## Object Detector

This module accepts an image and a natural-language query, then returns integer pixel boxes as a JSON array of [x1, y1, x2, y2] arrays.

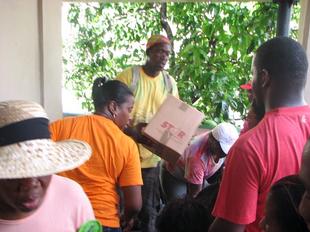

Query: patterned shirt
[[166, 131, 224, 184]]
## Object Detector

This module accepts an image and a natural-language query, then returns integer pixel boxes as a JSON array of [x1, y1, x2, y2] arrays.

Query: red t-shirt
[[213, 105, 310, 232]]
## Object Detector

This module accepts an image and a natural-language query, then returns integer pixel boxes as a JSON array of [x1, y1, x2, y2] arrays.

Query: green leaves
[[64, 2, 300, 123], [168, 2, 298, 122]]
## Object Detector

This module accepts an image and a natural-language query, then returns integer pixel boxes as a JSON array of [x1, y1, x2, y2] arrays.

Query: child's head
[[260, 175, 307, 232], [156, 198, 212, 232], [299, 139, 310, 230]]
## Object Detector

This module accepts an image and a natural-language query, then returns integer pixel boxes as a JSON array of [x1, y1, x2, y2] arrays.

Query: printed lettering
[[160, 121, 186, 141], [177, 131, 186, 139]]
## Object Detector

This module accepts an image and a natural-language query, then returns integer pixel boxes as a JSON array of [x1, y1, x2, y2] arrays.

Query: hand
[[125, 122, 153, 146], [120, 216, 135, 232], [134, 122, 148, 139]]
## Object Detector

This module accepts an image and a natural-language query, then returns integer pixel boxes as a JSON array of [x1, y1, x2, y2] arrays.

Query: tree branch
[[160, 3, 175, 66]]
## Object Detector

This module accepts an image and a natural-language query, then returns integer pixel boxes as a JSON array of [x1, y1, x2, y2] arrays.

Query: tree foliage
[[64, 2, 300, 122]]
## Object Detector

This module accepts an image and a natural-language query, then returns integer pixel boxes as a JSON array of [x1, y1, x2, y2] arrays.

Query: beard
[[252, 99, 265, 122]]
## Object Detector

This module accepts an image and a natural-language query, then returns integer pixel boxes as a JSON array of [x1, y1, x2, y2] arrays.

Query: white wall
[[0, 0, 62, 121], [0, 1, 41, 102]]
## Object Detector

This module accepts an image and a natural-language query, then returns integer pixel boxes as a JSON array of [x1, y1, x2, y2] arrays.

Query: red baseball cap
[[240, 81, 252, 90]]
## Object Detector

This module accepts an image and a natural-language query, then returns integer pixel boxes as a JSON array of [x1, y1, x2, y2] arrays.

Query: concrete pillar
[[298, 0, 310, 104], [38, 0, 63, 120]]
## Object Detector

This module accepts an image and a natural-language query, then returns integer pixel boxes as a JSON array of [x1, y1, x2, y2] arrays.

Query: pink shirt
[[213, 106, 310, 232], [166, 132, 224, 185], [0, 175, 95, 232]]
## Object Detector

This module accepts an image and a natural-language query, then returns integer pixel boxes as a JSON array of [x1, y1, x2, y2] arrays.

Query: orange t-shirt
[[50, 115, 143, 228]]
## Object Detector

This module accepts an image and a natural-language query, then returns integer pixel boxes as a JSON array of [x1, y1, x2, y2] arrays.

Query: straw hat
[[0, 100, 92, 179]]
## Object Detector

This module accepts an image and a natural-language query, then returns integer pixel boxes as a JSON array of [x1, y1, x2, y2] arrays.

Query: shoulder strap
[[162, 71, 173, 94], [131, 66, 173, 94], [130, 65, 140, 93]]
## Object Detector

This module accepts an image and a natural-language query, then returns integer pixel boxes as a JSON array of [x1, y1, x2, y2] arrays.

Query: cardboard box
[[143, 95, 204, 164]]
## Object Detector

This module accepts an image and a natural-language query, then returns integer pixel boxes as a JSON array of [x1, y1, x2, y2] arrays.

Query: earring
[[113, 113, 117, 119]]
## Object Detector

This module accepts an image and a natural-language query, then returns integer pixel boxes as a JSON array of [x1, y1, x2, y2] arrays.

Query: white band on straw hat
[[0, 100, 92, 179]]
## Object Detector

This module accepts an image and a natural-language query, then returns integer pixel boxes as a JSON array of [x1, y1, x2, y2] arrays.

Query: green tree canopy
[[64, 2, 300, 122]]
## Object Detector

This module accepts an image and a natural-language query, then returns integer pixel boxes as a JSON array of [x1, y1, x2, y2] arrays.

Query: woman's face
[[114, 95, 134, 130], [0, 176, 52, 220], [260, 193, 282, 232]]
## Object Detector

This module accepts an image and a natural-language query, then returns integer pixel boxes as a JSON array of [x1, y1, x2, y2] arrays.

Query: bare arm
[[124, 123, 153, 146], [209, 218, 245, 232], [187, 183, 202, 198], [123, 123, 145, 142], [121, 185, 142, 232]]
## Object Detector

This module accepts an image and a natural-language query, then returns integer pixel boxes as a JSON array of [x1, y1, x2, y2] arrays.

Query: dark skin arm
[[123, 122, 146, 142], [121, 186, 142, 232], [187, 183, 202, 198], [124, 123, 153, 146], [209, 218, 245, 232]]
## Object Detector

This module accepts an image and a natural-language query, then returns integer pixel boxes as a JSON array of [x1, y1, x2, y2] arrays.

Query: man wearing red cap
[[239, 81, 264, 135], [240, 81, 253, 102], [116, 35, 179, 232]]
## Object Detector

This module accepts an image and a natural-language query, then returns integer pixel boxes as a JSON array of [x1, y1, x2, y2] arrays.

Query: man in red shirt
[[209, 37, 310, 232]]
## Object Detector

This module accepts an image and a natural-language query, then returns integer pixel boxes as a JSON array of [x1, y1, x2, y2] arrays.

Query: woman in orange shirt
[[50, 78, 143, 232]]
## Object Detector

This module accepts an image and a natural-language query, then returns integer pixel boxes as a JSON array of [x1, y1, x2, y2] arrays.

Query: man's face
[[247, 89, 254, 103], [146, 43, 171, 71], [206, 134, 226, 163], [299, 143, 310, 230], [251, 56, 265, 117], [0, 176, 52, 220]]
